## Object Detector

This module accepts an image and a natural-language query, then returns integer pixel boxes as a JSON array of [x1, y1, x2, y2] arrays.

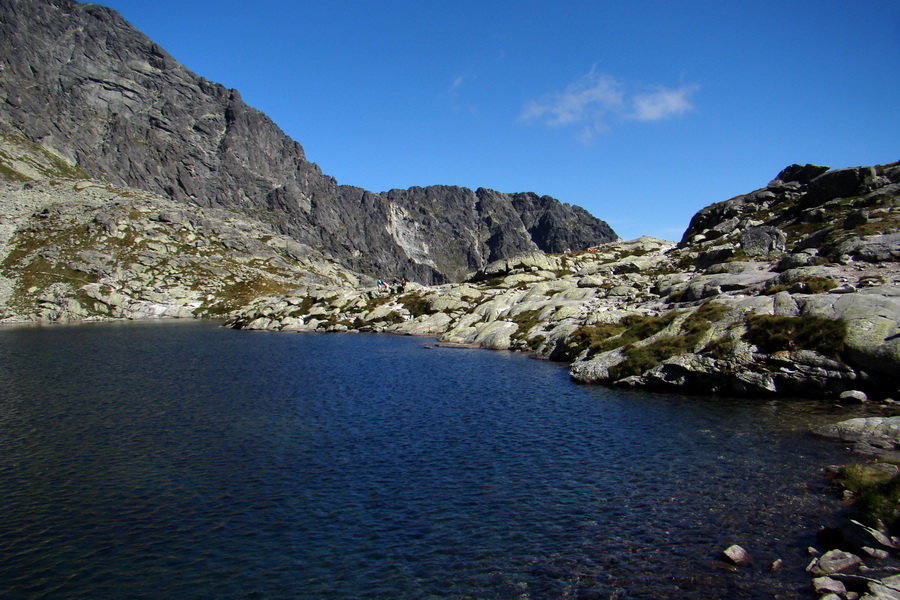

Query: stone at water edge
[[806, 549, 863, 576], [721, 544, 751, 565], [840, 390, 869, 403], [813, 576, 847, 596], [867, 574, 900, 600]]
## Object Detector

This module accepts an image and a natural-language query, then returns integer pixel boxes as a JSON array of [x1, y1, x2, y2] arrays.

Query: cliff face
[[0, 0, 617, 283]]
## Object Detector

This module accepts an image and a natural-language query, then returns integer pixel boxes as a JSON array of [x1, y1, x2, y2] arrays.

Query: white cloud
[[519, 69, 624, 140], [520, 69, 698, 139], [629, 85, 699, 121]]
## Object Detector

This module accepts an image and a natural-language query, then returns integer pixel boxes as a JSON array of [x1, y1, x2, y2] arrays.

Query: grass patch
[[399, 293, 435, 318], [606, 303, 729, 379], [609, 336, 696, 380], [681, 301, 729, 336], [836, 464, 900, 528], [510, 309, 545, 345], [569, 311, 682, 358], [569, 322, 627, 357], [203, 279, 295, 316], [527, 333, 547, 352], [0, 161, 31, 182], [701, 336, 736, 360], [765, 276, 837, 295], [743, 314, 847, 358]]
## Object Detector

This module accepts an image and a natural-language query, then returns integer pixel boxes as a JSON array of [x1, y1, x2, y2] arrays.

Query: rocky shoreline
[[221, 162, 899, 406]]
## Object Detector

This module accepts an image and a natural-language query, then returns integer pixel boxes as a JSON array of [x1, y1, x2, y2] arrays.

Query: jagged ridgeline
[[0, 0, 617, 284]]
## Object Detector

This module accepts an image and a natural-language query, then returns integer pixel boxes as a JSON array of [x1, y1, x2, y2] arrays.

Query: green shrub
[[569, 311, 683, 359], [511, 309, 544, 333], [765, 277, 838, 295], [569, 322, 627, 357], [743, 314, 846, 358], [763, 284, 788, 296], [528, 334, 546, 351], [617, 312, 681, 345]]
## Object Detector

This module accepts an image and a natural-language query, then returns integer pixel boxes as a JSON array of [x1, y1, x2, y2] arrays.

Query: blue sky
[[96, 0, 899, 241]]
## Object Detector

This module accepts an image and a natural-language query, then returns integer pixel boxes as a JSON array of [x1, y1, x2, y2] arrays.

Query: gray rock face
[[680, 162, 900, 255], [0, 0, 616, 284], [769, 163, 830, 185], [740, 226, 787, 257]]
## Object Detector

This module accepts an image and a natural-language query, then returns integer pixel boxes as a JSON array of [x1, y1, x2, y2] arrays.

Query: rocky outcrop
[[0, 0, 616, 284]]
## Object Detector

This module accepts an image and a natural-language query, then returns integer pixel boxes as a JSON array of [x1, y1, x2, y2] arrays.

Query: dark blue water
[[0, 320, 854, 599]]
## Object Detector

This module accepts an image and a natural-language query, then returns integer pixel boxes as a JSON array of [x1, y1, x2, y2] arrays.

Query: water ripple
[[0, 321, 855, 599]]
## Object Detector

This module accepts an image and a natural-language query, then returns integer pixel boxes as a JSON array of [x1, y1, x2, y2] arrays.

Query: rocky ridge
[[230, 161, 900, 401], [0, 0, 616, 284]]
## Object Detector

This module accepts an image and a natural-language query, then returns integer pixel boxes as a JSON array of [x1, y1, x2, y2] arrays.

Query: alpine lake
[[0, 319, 862, 599]]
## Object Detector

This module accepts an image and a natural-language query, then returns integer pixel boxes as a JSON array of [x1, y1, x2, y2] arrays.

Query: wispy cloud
[[520, 70, 624, 128], [520, 68, 698, 140], [630, 85, 699, 121]]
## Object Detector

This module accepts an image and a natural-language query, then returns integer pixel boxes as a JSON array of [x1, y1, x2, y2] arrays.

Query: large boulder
[[769, 164, 830, 186], [803, 167, 875, 208], [815, 417, 900, 450], [740, 226, 787, 257]]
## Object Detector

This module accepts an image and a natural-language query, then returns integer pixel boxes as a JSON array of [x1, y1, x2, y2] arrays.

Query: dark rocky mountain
[[0, 0, 617, 283]]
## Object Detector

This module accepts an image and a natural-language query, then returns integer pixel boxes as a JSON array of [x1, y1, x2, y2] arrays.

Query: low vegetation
[[568, 301, 733, 379], [835, 464, 900, 529], [609, 336, 694, 380], [765, 276, 838, 295], [510, 308, 546, 350], [743, 314, 847, 358], [399, 292, 435, 318], [607, 302, 732, 379]]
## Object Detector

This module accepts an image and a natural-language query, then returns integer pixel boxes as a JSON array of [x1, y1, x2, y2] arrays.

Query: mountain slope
[[0, 0, 617, 283]]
